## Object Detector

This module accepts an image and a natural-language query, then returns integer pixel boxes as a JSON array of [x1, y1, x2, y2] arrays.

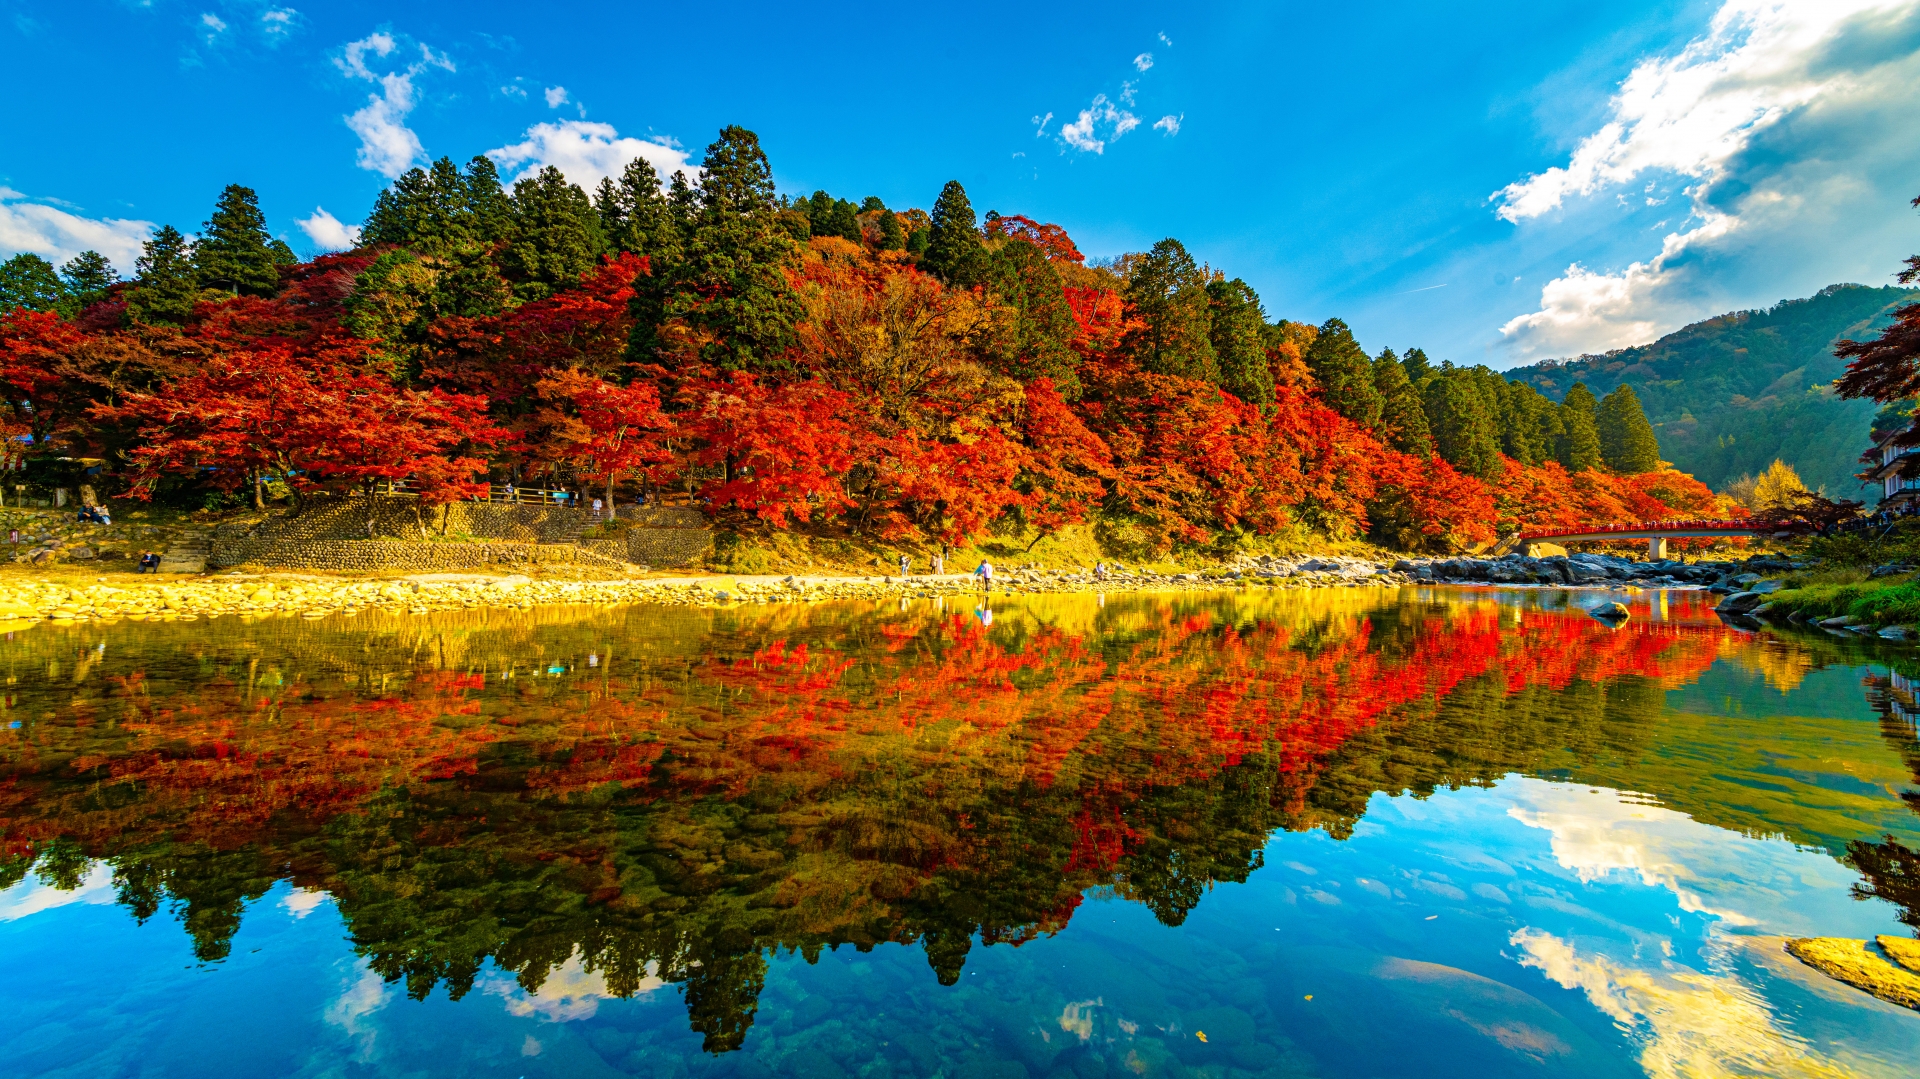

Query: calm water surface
[[3, 586, 1920, 1078]]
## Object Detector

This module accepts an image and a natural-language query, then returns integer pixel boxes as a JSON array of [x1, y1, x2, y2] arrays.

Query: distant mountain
[[1505, 284, 1920, 501]]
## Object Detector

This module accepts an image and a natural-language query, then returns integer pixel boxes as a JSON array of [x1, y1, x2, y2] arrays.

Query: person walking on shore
[[974, 559, 993, 590], [899, 553, 910, 577]]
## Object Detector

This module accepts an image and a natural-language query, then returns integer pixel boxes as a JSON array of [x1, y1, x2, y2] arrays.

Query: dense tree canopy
[[0, 123, 1728, 552]]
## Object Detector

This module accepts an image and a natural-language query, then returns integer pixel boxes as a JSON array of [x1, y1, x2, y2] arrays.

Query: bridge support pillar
[[1648, 537, 1668, 560]]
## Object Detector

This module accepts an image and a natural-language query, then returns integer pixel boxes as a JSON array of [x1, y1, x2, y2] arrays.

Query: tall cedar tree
[[500, 166, 604, 302], [0, 255, 65, 314], [1402, 346, 1434, 385], [195, 185, 283, 296], [922, 181, 987, 286], [875, 203, 907, 251], [658, 126, 805, 373], [1596, 384, 1661, 473], [127, 225, 199, 325], [1498, 380, 1560, 465], [60, 251, 117, 304], [1206, 278, 1274, 408], [363, 156, 514, 252], [1426, 372, 1503, 480], [1556, 383, 1603, 470], [1304, 318, 1383, 430], [984, 239, 1082, 393], [1373, 348, 1433, 456], [596, 156, 682, 264], [1123, 239, 1218, 383], [805, 191, 863, 244]]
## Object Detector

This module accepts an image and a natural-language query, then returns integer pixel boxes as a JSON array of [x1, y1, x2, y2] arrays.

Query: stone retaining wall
[[215, 496, 593, 546], [209, 538, 625, 573]]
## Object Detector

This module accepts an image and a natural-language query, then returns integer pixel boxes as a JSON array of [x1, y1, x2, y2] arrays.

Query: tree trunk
[[607, 475, 616, 521], [252, 470, 265, 511]]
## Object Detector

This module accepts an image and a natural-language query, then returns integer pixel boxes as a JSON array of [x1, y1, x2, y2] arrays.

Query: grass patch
[[1768, 573, 1920, 626]]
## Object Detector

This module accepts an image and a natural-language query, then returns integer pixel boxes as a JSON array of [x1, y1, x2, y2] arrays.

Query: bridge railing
[[1521, 518, 1760, 540]]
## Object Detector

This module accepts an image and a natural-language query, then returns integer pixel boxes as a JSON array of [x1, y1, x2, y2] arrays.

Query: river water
[[2, 586, 1918, 1078]]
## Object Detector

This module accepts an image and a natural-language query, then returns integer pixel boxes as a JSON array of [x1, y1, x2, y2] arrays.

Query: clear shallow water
[[3, 586, 1920, 1078]]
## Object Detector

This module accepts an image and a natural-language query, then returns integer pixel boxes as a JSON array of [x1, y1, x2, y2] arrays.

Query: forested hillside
[[0, 126, 1745, 557], [1505, 284, 1919, 500]]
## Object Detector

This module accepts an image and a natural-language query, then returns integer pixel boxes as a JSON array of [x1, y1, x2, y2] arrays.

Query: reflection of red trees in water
[[5, 591, 1730, 873]]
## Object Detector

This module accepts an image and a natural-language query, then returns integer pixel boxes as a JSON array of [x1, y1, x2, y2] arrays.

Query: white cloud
[[1158, 31, 1172, 46], [297, 207, 362, 251], [1059, 94, 1140, 154], [0, 863, 115, 921], [0, 187, 152, 273], [325, 962, 392, 1061], [333, 31, 456, 180], [200, 12, 226, 32], [1132, 52, 1153, 72], [543, 85, 568, 108], [1154, 113, 1183, 136], [1494, 0, 1920, 359], [486, 120, 698, 190], [261, 7, 296, 38], [482, 951, 664, 1022]]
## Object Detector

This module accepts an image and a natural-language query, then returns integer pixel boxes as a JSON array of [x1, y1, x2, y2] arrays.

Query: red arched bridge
[[1519, 519, 1781, 559]]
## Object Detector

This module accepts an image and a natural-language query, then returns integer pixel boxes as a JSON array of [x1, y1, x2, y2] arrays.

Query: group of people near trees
[[0, 124, 1732, 556]]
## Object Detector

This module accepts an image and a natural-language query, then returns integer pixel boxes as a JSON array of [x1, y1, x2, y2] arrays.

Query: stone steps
[[157, 532, 211, 574]]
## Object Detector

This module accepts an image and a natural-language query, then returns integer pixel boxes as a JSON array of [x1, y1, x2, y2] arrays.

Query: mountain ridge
[[1502, 283, 1920, 500]]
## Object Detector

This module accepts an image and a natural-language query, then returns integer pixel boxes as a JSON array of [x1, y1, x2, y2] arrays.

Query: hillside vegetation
[[1506, 284, 1919, 499]]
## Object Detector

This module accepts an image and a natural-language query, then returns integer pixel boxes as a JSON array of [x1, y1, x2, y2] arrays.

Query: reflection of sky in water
[[4, 775, 1917, 1078]]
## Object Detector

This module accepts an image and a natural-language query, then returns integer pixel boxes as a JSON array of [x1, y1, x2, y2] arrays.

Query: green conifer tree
[[597, 156, 682, 266], [1596, 384, 1662, 473], [499, 166, 604, 302], [1373, 348, 1434, 455], [126, 225, 200, 324], [194, 184, 282, 296], [462, 156, 516, 246], [1556, 382, 1604, 471], [1402, 346, 1434, 386], [640, 126, 804, 372], [984, 239, 1082, 393], [1425, 372, 1504, 480], [58, 250, 117, 309], [877, 208, 906, 251], [921, 181, 987, 286], [1123, 239, 1218, 383], [1304, 318, 1384, 430], [0, 254, 68, 313], [1206, 278, 1274, 408]]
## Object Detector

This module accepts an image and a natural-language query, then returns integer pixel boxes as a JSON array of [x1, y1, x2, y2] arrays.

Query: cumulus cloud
[[333, 31, 455, 180], [481, 949, 664, 1022], [1495, 0, 1920, 359], [1132, 52, 1153, 72], [0, 187, 152, 272], [544, 85, 568, 108], [1059, 94, 1140, 154], [1153, 113, 1183, 136], [486, 121, 698, 190], [297, 207, 362, 252]]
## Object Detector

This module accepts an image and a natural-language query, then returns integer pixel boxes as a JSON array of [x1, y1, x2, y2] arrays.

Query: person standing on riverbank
[[974, 560, 993, 590], [900, 554, 911, 577]]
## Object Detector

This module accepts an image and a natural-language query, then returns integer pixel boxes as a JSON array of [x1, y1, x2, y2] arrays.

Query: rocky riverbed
[[0, 548, 1803, 627]]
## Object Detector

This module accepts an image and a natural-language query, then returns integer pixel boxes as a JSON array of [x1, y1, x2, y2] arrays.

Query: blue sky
[[4, 0, 1919, 369]]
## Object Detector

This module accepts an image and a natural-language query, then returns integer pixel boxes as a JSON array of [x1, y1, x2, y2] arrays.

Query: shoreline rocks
[[0, 548, 1803, 628]]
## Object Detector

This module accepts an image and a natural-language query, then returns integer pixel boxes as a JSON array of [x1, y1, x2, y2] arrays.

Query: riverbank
[[0, 548, 1803, 627]]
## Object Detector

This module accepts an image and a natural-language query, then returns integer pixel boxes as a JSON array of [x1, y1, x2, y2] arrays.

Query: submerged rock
[[1589, 601, 1630, 623]]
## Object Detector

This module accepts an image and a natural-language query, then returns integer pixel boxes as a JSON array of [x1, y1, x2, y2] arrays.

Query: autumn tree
[[983, 231, 1081, 393], [1596, 384, 1661, 473], [921, 181, 987, 287], [1303, 318, 1382, 430], [1123, 239, 1218, 383], [534, 367, 669, 518]]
